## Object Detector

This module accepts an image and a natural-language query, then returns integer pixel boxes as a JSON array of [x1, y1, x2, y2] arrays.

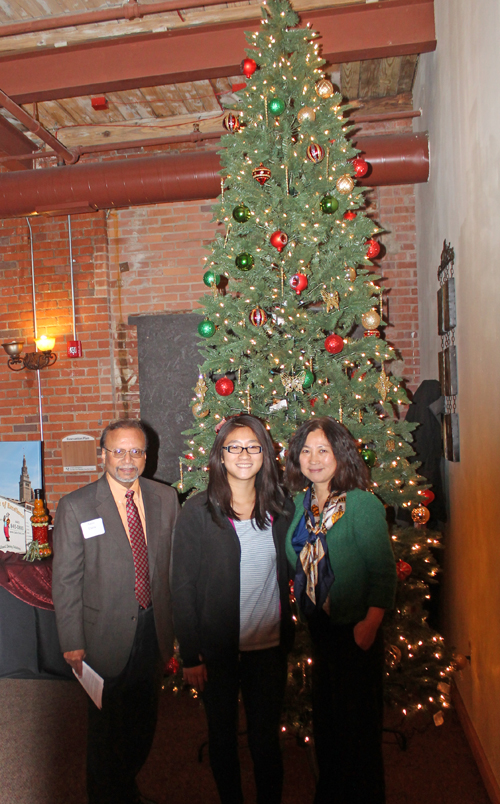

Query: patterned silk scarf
[[291, 487, 345, 617]]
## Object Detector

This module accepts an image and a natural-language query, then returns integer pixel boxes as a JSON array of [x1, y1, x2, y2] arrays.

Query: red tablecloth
[[0, 551, 54, 611]]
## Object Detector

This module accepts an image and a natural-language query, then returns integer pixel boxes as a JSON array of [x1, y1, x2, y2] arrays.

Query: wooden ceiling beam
[[0, 0, 435, 105]]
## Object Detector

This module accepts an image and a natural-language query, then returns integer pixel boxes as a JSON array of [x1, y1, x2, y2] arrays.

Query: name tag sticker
[[81, 518, 105, 539]]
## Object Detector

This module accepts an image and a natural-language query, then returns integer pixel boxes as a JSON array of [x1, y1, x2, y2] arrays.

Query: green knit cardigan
[[285, 488, 397, 625]]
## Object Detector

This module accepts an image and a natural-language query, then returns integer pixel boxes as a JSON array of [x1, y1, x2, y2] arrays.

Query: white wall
[[414, 0, 500, 787]]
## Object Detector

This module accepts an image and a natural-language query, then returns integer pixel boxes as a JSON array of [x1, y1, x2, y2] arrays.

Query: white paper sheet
[[73, 661, 104, 709]]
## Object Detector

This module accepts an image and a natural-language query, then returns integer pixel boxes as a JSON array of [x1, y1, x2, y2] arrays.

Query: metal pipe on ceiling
[[0, 88, 78, 165], [0, 109, 422, 167], [0, 132, 429, 219], [0, 0, 235, 39]]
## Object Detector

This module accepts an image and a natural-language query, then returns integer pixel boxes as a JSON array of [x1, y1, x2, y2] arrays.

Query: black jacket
[[171, 491, 295, 667]]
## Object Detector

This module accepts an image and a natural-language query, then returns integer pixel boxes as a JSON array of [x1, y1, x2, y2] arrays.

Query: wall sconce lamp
[[2, 336, 57, 371]]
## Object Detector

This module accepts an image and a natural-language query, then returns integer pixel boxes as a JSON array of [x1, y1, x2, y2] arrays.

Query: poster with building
[[0, 441, 42, 554]]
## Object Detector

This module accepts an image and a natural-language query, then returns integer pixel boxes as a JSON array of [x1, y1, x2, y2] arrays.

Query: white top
[[233, 518, 281, 651]]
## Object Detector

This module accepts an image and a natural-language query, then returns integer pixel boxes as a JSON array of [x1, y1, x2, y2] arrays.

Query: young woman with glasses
[[171, 414, 294, 804]]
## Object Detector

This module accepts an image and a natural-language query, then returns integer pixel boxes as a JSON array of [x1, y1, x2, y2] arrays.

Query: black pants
[[86, 606, 163, 804], [309, 615, 385, 804], [201, 646, 288, 804]]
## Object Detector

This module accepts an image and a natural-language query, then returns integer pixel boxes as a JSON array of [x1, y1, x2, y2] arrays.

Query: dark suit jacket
[[52, 474, 179, 678]]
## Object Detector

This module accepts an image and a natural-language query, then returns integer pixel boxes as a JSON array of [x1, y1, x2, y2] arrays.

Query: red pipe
[[0, 133, 428, 219], [0, 89, 78, 164], [0, 0, 236, 38]]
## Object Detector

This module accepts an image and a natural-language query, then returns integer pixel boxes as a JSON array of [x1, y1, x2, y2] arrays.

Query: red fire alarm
[[91, 96, 108, 111], [67, 340, 83, 358]]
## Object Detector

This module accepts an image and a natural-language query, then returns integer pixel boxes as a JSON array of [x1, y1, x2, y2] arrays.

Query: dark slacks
[[86, 606, 163, 804], [201, 646, 288, 804], [309, 615, 386, 804]]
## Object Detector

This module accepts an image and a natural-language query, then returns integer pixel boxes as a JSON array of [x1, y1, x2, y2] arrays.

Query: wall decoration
[[437, 241, 459, 461], [61, 435, 98, 473], [0, 441, 43, 553]]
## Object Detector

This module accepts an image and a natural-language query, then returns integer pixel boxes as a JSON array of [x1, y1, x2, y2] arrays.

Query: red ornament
[[396, 559, 412, 581], [215, 377, 234, 396], [249, 307, 268, 327], [324, 334, 344, 354], [270, 230, 288, 252], [352, 157, 369, 177], [223, 113, 241, 133], [419, 488, 435, 506], [366, 239, 381, 260], [242, 58, 257, 78], [306, 143, 325, 163], [289, 273, 308, 294], [184, 454, 194, 460], [165, 656, 179, 675], [252, 162, 271, 185], [343, 210, 357, 221]]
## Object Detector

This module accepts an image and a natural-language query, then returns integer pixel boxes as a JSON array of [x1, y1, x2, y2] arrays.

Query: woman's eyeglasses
[[222, 445, 263, 455]]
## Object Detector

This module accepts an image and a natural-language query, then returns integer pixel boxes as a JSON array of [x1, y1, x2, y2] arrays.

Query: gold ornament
[[297, 106, 316, 124], [361, 309, 381, 330], [452, 653, 469, 671], [336, 174, 355, 194], [281, 369, 306, 394], [192, 375, 209, 418], [321, 283, 340, 312], [345, 266, 357, 282], [385, 644, 402, 668], [315, 78, 334, 99], [411, 505, 431, 525], [375, 365, 392, 402], [386, 438, 396, 452]]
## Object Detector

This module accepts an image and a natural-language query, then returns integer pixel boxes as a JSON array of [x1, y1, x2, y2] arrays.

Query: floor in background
[[0, 678, 491, 804]]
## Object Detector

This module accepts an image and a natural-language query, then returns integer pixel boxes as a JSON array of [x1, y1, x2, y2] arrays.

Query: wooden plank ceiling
[[0, 0, 430, 161]]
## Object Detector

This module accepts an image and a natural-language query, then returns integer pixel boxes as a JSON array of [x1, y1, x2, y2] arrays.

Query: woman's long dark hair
[[285, 416, 370, 494], [207, 414, 285, 528]]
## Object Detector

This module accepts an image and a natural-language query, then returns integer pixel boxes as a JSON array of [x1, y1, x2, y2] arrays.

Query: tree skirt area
[[0, 679, 490, 804]]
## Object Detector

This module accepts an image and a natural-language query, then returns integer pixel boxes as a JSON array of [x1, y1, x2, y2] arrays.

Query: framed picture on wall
[[438, 345, 458, 397], [0, 441, 43, 553], [437, 277, 457, 335], [443, 413, 460, 462]]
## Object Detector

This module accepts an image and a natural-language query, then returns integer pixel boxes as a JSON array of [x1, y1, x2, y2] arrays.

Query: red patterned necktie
[[125, 489, 152, 609]]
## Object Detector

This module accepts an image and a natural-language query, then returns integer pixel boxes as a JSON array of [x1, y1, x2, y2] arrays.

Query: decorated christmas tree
[[176, 0, 453, 726]]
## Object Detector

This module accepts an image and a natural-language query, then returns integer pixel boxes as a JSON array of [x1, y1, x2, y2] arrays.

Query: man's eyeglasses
[[103, 448, 146, 459], [222, 445, 263, 455]]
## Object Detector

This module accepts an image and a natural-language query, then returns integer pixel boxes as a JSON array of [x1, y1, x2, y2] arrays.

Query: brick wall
[[0, 122, 420, 511]]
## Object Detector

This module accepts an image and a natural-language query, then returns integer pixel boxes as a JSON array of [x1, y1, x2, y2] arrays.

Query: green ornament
[[269, 97, 285, 116], [235, 252, 254, 271], [198, 320, 216, 338], [232, 204, 251, 223], [302, 370, 315, 389], [320, 195, 339, 214], [361, 448, 376, 468], [203, 270, 220, 287]]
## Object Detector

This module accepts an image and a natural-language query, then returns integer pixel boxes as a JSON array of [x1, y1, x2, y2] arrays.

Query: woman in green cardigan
[[285, 416, 397, 804]]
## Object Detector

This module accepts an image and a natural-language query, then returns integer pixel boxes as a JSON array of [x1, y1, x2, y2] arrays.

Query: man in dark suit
[[52, 419, 179, 804]]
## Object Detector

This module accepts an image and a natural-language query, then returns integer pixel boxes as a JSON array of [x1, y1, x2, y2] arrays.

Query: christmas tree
[[176, 0, 453, 726]]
